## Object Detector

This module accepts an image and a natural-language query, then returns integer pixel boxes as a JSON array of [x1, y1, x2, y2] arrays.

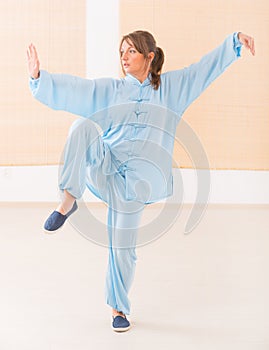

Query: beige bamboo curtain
[[0, 0, 86, 165]]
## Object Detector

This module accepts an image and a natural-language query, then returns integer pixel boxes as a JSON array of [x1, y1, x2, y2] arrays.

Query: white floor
[[0, 203, 268, 350]]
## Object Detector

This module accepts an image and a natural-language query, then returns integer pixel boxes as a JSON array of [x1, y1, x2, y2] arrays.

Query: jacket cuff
[[233, 32, 242, 57]]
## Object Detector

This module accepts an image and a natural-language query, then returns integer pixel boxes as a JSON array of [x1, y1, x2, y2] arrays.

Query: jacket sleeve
[[163, 32, 242, 115], [29, 70, 117, 119]]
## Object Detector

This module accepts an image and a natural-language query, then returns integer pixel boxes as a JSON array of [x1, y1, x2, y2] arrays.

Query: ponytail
[[150, 46, 165, 90]]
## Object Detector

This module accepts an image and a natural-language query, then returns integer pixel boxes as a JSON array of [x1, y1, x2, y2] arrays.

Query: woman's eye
[[129, 49, 136, 54]]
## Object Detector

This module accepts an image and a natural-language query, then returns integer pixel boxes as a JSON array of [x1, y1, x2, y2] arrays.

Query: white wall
[[0, 166, 269, 204], [86, 0, 119, 78]]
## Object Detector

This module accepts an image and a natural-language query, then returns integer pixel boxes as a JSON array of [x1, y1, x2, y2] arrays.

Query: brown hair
[[119, 30, 165, 90]]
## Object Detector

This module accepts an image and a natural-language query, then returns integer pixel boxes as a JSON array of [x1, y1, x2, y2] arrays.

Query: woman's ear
[[148, 52, 155, 62]]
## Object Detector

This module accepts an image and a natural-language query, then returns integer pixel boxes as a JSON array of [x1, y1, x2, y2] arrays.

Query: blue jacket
[[30, 33, 242, 203]]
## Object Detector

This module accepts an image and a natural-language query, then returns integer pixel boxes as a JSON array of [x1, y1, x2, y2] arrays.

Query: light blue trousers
[[59, 118, 144, 315]]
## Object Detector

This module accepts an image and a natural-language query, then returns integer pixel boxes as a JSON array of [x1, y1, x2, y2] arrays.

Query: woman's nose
[[122, 51, 128, 60]]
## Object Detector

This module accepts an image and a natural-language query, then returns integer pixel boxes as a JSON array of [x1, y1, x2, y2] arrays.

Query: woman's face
[[120, 39, 150, 80]]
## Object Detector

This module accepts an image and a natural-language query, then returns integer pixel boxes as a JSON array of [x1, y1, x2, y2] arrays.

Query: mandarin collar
[[125, 73, 151, 87]]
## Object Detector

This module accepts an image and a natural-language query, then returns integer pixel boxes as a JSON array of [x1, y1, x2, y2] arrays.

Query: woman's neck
[[129, 71, 149, 83]]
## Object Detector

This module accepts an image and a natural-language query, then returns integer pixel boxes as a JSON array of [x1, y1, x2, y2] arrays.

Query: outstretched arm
[[26, 44, 117, 119], [164, 32, 255, 115]]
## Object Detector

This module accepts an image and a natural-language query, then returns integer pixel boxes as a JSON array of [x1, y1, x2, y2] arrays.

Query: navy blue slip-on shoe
[[43, 201, 78, 233], [112, 315, 131, 332]]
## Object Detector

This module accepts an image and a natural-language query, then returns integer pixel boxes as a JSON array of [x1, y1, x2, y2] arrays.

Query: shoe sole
[[43, 225, 64, 234], [112, 324, 132, 332]]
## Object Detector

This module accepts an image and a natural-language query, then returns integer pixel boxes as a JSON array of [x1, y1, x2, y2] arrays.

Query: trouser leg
[[58, 118, 144, 315], [105, 196, 144, 315], [58, 118, 105, 199]]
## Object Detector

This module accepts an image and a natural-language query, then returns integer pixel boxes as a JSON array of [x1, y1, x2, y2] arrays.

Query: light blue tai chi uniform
[[29, 33, 242, 315]]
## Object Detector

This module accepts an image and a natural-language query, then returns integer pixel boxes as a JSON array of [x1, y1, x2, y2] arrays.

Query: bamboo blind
[[0, 0, 85, 165]]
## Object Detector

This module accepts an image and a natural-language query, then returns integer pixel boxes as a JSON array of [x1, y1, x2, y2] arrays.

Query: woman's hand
[[27, 43, 40, 79], [238, 33, 255, 56]]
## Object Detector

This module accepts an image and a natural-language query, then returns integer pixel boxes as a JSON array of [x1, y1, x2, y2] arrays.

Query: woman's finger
[[248, 37, 255, 55], [32, 44, 38, 59], [251, 38, 255, 55], [27, 44, 34, 60]]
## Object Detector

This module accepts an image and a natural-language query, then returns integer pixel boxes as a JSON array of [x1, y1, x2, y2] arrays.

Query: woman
[[27, 30, 255, 332]]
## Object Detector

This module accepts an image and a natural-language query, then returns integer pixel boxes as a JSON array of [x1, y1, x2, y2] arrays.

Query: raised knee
[[68, 118, 100, 139], [68, 118, 84, 135]]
